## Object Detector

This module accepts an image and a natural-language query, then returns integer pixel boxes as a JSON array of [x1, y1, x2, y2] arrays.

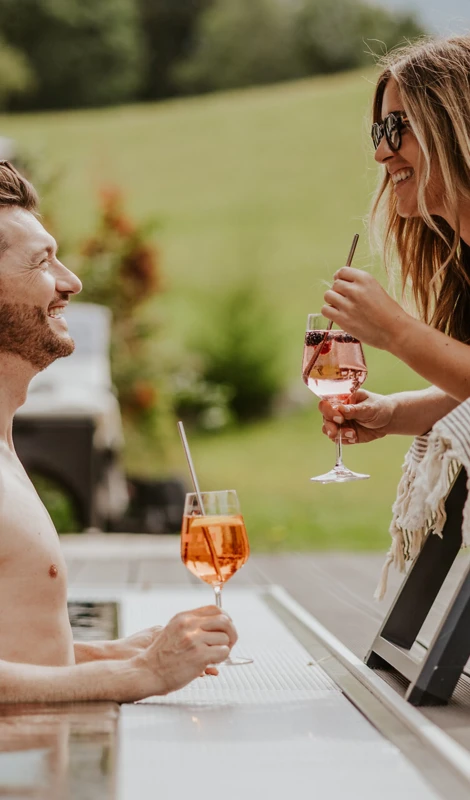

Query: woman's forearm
[[390, 317, 470, 403], [387, 386, 460, 436]]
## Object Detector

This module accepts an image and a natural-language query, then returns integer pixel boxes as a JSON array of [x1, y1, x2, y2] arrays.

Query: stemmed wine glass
[[181, 489, 253, 666], [302, 312, 369, 483]]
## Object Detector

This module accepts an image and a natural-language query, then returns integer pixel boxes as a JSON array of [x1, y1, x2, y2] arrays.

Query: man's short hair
[[0, 161, 39, 257]]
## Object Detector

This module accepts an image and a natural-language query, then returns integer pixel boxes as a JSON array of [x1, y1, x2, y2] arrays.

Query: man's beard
[[0, 301, 75, 370]]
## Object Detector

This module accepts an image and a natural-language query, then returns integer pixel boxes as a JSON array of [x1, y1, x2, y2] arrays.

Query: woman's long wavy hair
[[371, 36, 470, 342]]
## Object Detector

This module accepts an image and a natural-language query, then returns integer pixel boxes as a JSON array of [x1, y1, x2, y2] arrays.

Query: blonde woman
[[321, 35, 470, 445]]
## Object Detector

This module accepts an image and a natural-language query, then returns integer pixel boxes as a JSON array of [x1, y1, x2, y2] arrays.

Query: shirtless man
[[0, 162, 237, 702]]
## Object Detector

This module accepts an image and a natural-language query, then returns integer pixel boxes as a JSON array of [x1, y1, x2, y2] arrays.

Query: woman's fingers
[[333, 266, 367, 282], [322, 419, 356, 443], [323, 288, 352, 309]]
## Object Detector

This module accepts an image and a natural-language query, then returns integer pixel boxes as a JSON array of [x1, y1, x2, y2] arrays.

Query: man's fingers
[[201, 615, 238, 647], [203, 631, 231, 647], [180, 605, 224, 618], [200, 614, 233, 632], [206, 645, 230, 664]]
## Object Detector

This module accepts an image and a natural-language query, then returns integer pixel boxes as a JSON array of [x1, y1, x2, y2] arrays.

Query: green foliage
[[173, 0, 302, 93], [0, 35, 34, 108], [0, 0, 144, 109], [295, 0, 424, 74], [137, 0, 212, 99], [172, 367, 234, 431], [174, 0, 424, 93], [195, 278, 284, 422], [31, 473, 80, 533]]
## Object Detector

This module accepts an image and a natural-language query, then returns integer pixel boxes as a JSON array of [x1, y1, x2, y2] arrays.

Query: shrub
[[189, 277, 284, 423], [171, 366, 234, 431]]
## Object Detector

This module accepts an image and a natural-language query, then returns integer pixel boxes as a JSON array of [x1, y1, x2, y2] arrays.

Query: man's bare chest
[[0, 464, 66, 579]]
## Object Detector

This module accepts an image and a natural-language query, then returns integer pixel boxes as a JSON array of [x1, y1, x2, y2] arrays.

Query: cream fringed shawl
[[375, 399, 470, 600]]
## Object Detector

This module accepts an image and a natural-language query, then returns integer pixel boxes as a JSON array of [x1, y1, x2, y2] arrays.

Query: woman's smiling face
[[375, 78, 444, 219]]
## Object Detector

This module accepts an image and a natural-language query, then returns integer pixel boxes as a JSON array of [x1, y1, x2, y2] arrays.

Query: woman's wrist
[[384, 310, 420, 357]]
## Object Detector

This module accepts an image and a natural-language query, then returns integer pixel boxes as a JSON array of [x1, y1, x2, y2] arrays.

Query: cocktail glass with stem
[[181, 488, 253, 666], [302, 312, 369, 483]]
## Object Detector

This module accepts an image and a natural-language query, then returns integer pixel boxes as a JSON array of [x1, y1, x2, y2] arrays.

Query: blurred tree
[[173, 0, 303, 93], [0, 0, 144, 109], [173, 0, 424, 93], [137, 0, 212, 99], [295, 0, 424, 74], [75, 187, 173, 464], [0, 35, 34, 108]]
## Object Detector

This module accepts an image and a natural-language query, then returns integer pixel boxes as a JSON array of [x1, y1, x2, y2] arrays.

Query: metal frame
[[366, 467, 470, 705]]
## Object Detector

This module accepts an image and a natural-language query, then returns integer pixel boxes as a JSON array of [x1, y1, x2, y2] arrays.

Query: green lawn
[[0, 70, 428, 549]]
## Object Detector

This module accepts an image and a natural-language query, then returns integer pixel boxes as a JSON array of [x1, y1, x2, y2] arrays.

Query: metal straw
[[177, 420, 206, 515], [324, 232, 359, 334], [177, 420, 223, 584], [302, 233, 360, 382]]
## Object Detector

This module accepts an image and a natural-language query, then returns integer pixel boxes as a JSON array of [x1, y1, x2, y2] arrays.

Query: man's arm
[[74, 626, 162, 664], [2, 606, 236, 703], [0, 654, 148, 704]]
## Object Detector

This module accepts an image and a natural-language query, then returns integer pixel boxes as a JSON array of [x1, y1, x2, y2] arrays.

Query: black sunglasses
[[371, 111, 411, 152]]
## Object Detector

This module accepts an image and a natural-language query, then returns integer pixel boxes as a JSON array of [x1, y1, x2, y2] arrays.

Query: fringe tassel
[[376, 431, 462, 599]]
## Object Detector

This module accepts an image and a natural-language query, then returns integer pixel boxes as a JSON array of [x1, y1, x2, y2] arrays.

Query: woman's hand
[[322, 267, 409, 350], [320, 389, 395, 445]]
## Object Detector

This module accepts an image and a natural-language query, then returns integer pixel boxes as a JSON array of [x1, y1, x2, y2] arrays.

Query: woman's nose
[[374, 135, 394, 164]]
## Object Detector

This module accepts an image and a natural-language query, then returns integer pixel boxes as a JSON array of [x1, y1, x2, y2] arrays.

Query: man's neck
[[0, 355, 37, 450]]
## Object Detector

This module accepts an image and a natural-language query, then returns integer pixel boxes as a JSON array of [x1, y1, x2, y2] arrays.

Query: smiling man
[[0, 161, 236, 702]]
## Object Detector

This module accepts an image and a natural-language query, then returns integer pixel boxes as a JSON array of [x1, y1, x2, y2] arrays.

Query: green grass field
[[0, 70, 428, 550]]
